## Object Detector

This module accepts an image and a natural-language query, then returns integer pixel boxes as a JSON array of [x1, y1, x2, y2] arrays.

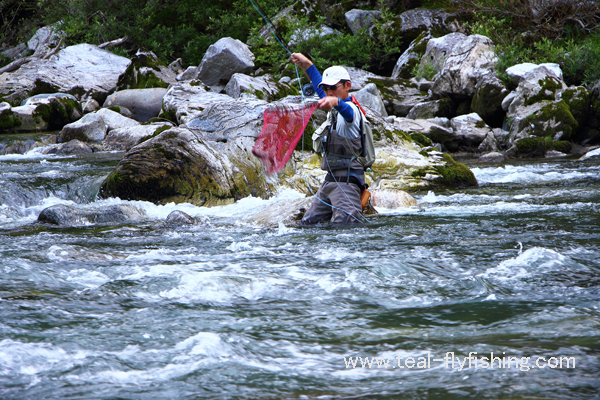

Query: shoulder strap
[[350, 95, 366, 117]]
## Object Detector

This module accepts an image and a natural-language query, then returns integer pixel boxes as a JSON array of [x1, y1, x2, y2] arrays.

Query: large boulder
[[197, 37, 255, 92], [418, 32, 466, 76], [8, 105, 48, 132], [393, 117, 457, 149], [95, 108, 139, 131], [0, 44, 130, 105], [98, 127, 275, 206], [38, 204, 146, 226], [15, 94, 82, 132], [115, 52, 177, 91], [430, 34, 497, 99], [345, 9, 382, 35], [510, 100, 578, 142], [364, 78, 428, 117], [103, 88, 168, 122]]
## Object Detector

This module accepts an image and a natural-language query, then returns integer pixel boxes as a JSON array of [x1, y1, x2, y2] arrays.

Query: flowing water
[[1, 133, 599, 399]]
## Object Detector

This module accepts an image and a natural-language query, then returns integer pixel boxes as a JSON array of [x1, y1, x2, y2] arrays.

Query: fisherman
[[290, 53, 365, 224]]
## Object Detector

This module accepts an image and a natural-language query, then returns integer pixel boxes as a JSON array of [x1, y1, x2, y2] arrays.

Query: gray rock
[[506, 65, 566, 116], [506, 63, 563, 86], [479, 151, 505, 162], [168, 58, 183, 74], [38, 204, 146, 226], [545, 150, 567, 158], [431, 34, 497, 98], [0, 139, 40, 155], [10, 105, 49, 132], [507, 100, 577, 143], [477, 131, 499, 153], [345, 9, 382, 35], [394, 117, 458, 148], [407, 99, 452, 119], [95, 108, 139, 131], [105, 123, 173, 151], [20, 93, 78, 106], [450, 113, 492, 148], [161, 80, 232, 125], [42, 139, 93, 156], [374, 8, 457, 47], [419, 32, 466, 74], [370, 189, 418, 208], [177, 66, 198, 81], [27, 24, 63, 54], [83, 98, 100, 113], [392, 32, 432, 80], [345, 67, 384, 91], [103, 88, 168, 122], [471, 74, 508, 127], [197, 37, 255, 91], [116, 51, 177, 91], [60, 113, 107, 143], [288, 26, 339, 47], [224, 73, 278, 100], [351, 83, 387, 117], [165, 210, 195, 226], [1, 43, 28, 60], [0, 44, 130, 105]]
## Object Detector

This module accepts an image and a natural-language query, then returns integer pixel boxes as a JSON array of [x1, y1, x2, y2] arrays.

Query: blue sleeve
[[306, 65, 326, 99], [306, 65, 354, 122]]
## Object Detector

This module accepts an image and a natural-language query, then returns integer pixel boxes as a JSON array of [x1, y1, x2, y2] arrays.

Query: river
[[1, 133, 599, 399]]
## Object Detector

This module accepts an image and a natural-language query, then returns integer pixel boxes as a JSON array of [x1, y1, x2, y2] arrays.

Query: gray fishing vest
[[321, 110, 364, 176]]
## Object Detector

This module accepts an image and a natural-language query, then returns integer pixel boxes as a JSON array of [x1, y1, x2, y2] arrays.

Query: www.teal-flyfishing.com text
[[343, 352, 576, 372]]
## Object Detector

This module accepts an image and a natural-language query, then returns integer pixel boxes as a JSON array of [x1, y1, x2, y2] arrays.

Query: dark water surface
[[1, 137, 599, 399]]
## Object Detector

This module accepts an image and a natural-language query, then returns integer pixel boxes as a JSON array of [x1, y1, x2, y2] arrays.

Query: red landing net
[[252, 102, 318, 174]]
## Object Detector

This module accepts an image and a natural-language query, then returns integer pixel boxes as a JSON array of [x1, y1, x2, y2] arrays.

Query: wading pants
[[301, 181, 363, 225]]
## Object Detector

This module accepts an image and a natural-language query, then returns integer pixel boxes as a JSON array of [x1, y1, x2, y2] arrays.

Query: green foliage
[[411, 60, 437, 80]]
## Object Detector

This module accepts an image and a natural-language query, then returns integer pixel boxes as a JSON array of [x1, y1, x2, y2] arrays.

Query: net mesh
[[252, 102, 318, 174]]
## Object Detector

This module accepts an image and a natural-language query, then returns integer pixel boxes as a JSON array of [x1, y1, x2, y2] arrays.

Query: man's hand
[[317, 96, 339, 111], [290, 53, 313, 71]]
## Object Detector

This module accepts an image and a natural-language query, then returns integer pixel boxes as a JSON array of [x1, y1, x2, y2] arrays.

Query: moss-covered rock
[[471, 75, 508, 128], [0, 106, 22, 133], [520, 100, 578, 141], [433, 153, 478, 188], [558, 86, 590, 127], [116, 52, 177, 91], [513, 136, 572, 158]]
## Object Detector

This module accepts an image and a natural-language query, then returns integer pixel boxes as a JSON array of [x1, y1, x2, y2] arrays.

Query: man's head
[[319, 66, 351, 97]]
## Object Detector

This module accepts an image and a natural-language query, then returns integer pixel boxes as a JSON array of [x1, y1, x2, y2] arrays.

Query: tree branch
[[98, 36, 128, 49]]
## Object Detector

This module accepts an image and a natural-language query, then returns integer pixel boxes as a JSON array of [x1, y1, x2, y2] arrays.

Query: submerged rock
[[165, 210, 195, 226], [38, 204, 146, 226]]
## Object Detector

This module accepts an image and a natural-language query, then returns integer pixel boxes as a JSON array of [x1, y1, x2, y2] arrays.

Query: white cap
[[318, 66, 350, 87]]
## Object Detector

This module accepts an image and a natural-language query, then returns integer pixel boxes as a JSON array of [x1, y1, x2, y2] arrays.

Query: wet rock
[[247, 197, 313, 228], [116, 51, 177, 91], [430, 34, 497, 99], [0, 139, 40, 155], [370, 189, 417, 208], [545, 150, 567, 158], [103, 88, 168, 122], [351, 83, 387, 117], [165, 210, 195, 226], [579, 147, 600, 160], [345, 9, 381, 35], [0, 44, 130, 105], [42, 139, 92, 155], [98, 127, 274, 206], [38, 204, 147, 226], [197, 37, 255, 92]]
